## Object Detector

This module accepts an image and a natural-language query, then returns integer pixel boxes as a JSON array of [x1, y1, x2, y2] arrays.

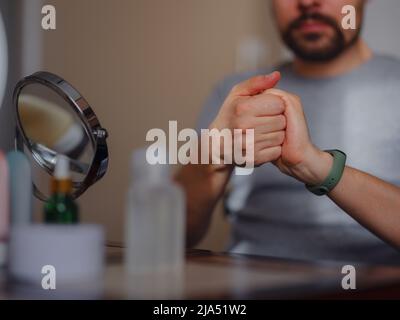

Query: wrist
[[290, 146, 334, 185]]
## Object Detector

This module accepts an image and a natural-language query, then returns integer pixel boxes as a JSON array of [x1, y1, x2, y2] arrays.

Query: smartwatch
[[306, 149, 347, 196]]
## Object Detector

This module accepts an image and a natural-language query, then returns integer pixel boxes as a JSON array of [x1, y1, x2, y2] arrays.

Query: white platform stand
[[8, 224, 105, 295]]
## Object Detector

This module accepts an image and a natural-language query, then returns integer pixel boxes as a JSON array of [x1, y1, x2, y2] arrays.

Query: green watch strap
[[306, 149, 347, 196]]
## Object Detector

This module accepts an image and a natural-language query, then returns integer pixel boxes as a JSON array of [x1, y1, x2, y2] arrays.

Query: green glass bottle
[[44, 156, 79, 224]]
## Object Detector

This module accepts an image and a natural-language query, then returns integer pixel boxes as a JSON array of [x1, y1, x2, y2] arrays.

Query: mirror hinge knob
[[93, 128, 108, 140]]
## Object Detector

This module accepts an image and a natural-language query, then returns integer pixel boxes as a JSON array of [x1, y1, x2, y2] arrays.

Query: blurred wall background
[[38, 0, 283, 250], [4, 0, 400, 250]]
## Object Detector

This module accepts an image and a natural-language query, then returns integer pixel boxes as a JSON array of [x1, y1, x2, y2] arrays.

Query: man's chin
[[294, 50, 342, 62], [289, 40, 344, 62]]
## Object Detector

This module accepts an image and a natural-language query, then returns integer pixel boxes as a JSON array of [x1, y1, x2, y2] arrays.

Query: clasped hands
[[209, 71, 334, 186]]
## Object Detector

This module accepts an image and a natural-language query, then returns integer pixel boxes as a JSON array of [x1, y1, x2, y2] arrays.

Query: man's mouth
[[297, 19, 330, 33]]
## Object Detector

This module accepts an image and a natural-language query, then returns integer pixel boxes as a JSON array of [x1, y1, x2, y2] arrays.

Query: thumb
[[231, 71, 281, 97]]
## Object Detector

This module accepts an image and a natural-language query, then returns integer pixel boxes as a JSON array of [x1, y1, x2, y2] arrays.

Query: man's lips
[[296, 20, 330, 33]]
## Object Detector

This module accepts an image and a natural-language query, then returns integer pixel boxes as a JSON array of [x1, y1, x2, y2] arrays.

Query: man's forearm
[[175, 163, 234, 248], [328, 166, 400, 248], [265, 88, 400, 249], [287, 148, 400, 248]]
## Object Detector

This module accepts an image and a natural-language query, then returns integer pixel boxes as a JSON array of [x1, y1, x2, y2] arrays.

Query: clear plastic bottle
[[125, 149, 185, 274]]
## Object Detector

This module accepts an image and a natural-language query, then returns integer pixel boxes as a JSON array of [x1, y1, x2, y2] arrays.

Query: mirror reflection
[[17, 83, 94, 197]]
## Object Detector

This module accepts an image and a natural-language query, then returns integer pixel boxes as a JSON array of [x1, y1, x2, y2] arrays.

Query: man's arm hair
[[328, 166, 400, 249]]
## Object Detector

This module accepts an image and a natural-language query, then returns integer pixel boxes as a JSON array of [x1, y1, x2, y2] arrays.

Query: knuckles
[[263, 94, 286, 112], [274, 131, 286, 145], [275, 114, 287, 130], [234, 102, 252, 117]]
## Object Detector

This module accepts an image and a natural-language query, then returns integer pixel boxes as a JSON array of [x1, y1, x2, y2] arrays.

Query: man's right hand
[[178, 71, 285, 247], [208, 72, 286, 167]]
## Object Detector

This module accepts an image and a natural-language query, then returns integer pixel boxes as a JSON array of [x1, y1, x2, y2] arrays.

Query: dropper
[[51, 155, 72, 194]]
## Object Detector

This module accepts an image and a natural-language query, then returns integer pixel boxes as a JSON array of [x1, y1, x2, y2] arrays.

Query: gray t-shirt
[[198, 55, 400, 265]]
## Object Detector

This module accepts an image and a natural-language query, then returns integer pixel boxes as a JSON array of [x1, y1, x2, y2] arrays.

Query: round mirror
[[13, 72, 109, 200]]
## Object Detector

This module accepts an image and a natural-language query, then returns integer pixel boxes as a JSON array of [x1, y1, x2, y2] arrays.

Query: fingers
[[238, 130, 285, 149], [235, 94, 285, 117], [255, 131, 285, 147], [264, 88, 308, 140], [254, 146, 282, 166], [254, 116, 286, 134], [265, 88, 312, 166], [263, 88, 287, 98], [234, 115, 286, 133], [233, 94, 286, 135], [213, 75, 309, 168], [237, 145, 282, 168], [232, 93, 286, 167], [231, 72, 281, 97], [264, 88, 303, 116]]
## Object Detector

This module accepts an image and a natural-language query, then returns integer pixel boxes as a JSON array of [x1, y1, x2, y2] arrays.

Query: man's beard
[[282, 12, 361, 62]]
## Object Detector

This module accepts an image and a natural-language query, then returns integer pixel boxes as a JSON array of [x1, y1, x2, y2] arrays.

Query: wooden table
[[104, 247, 400, 299], [2, 247, 400, 299]]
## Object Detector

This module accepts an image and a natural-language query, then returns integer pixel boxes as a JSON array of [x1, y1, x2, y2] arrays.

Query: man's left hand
[[264, 88, 334, 186]]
